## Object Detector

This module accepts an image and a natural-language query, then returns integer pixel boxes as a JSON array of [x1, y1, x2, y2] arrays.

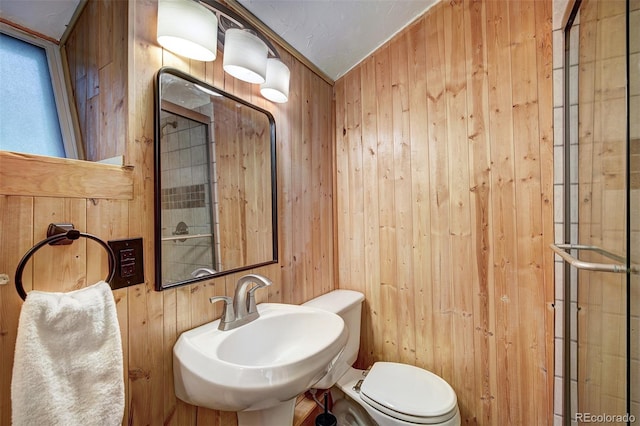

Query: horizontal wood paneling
[[334, 0, 555, 424], [0, 151, 134, 199]]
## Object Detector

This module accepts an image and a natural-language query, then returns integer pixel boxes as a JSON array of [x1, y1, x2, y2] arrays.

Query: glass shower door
[[553, 0, 639, 423], [629, 0, 639, 419], [576, 0, 627, 420]]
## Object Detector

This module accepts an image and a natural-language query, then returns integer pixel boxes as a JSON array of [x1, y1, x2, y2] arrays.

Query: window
[[0, 27, 79, 158]]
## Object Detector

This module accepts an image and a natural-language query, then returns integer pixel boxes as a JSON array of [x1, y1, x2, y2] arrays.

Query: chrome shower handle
[[550, 244, 629, 273]]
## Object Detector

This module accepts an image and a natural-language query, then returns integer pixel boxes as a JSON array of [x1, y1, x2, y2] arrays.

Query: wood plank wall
[[333, 0, 555, 424], [0, 0, 335, 425], [0, 153, 134, 426]]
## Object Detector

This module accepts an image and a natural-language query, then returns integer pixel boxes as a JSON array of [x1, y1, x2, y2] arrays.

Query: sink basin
[[173, 302, 348, 417]]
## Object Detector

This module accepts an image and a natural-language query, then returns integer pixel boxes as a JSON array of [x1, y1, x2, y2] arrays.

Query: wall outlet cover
[[108, 238, 144, 289]]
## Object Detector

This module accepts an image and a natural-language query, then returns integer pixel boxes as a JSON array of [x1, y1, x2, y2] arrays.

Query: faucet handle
[[210, 296, 235, 327]]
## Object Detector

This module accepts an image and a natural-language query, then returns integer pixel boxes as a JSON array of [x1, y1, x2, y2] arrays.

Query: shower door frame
[[557, 0, 635, 423]]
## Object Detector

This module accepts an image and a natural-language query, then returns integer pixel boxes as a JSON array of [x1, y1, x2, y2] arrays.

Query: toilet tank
[[303, 290, 364, 389]]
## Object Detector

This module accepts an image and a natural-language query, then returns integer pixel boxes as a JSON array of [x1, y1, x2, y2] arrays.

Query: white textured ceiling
[[237, 0, 437, 80], [0, 0, 81, 41]]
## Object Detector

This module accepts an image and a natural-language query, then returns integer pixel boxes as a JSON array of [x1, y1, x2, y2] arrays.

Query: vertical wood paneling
[[310, 75, 323, 298], [375, 44, 400, 364], [425, 6, 454, 384], [485, 0, 521, 422], [86, 197, 131, 419], [228, 105, 244, 265], [64, 0, 128, 162], [533, 0, 555, 418], [463, 0, 496, 422], [131, 0, 335, 423], [300, 68, 314, 304], [360, 56, 382, 367], [345, 68, 365, 314], [317, 73, 334, 298], [509, 1, 541, 423], [0, 192, 133, 425], [32, 198, 86, 293], [390, 32, 416, 366], [270, 53, 292, 305], [0, 0, 559, 425], [509, 1, 551, 422], [334, 76, 350, 310], [288, 57, 306, 306], [128, 0, 165, 422], [406, 17, 433, 373], [444, 2, 476, 417], [0, 196, 33, 426], [86, 199, 129, 283], [1, 1, 335, 426], [335, 1, 554, 424]]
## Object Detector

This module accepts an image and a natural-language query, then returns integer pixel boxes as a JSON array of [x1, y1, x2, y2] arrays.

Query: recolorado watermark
[[575, 412, 636, 423]]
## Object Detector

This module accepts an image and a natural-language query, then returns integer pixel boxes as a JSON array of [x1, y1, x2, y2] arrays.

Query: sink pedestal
[[236, 398, 296, 426]]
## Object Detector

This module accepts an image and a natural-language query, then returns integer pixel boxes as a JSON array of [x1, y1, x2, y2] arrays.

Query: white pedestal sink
[[173, 303, 348, 426]]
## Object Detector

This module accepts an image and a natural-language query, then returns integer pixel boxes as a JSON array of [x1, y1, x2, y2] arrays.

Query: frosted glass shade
[[223, 29, 268, 84], [260, 58, 290, 103], [157, 0, 218, 62]]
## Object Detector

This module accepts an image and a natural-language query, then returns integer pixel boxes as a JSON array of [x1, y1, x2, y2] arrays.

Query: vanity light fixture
[[261, 58, 290, 103], [156, 0, 290, 103], [223, 28, 269, 84], [205, 0, 290, 99], [157, 0, 218, 62]]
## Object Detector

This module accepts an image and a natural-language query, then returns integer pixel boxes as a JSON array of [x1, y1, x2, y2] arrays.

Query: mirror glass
[[155, 67, 277, 289]]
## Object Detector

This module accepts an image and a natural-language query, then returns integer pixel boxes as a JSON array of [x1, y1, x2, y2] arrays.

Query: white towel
[[11, 281, 124, 426]]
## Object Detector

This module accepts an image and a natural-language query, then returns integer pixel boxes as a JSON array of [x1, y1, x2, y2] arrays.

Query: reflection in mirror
[[155, 67, 277, 290]]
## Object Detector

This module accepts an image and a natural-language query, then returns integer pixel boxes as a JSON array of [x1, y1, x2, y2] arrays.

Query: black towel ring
[[14, 228, 116, 301]]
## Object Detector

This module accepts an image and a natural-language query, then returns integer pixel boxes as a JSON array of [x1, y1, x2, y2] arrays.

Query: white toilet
[[303, 290, 461, 426]]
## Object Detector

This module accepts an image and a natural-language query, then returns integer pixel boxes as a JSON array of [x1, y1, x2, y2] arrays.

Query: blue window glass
[[0, 33, 66, 158]]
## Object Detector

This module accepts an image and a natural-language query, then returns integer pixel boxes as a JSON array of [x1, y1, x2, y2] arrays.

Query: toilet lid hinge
[[353, 365, 372, 393]]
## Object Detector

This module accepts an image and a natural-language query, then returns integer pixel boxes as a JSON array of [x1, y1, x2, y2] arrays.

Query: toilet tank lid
[[302, 290, 364, 315]]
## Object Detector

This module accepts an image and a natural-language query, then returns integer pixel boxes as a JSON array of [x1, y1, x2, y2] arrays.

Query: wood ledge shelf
[[0, 151, 134, 200]]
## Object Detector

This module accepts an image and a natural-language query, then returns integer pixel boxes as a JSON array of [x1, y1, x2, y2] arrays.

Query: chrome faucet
[[233, 274, 272, 320], [209, 274, 272, 331]]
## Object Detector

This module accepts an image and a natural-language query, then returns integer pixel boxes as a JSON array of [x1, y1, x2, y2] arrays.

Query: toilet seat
[[359, 362, 458, 424]]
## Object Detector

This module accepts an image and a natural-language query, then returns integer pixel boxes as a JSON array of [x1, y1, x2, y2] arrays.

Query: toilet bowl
[[303, 290, 461, 426], [331, 364, 461, 426]]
